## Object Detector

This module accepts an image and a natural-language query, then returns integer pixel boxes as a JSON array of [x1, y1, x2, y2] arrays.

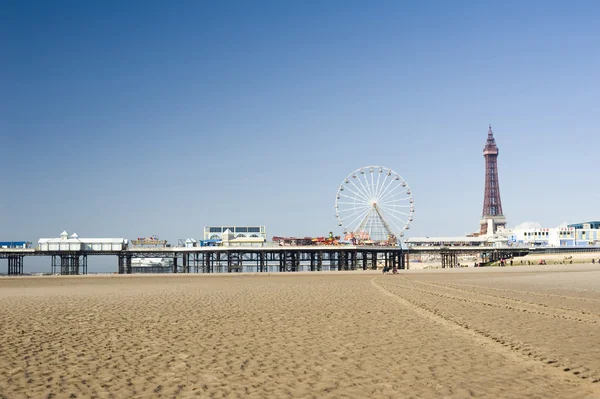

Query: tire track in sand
[[412, 280, 600, 316], [371, 278, 600, 386], [387, 278, 598, 325]]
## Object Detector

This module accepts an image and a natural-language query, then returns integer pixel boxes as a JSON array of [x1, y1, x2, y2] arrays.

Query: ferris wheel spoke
[[385, 207, 409, 222], [387, 214, 409, 233], [377, 197, 411, 208], [386, 215, 409, 230], [377, 182, 406, 204], [355, 208, 375, 234], [346, 175, 369, 198], [369, 170, 377, 199], [375, 175, 397, 203], [338, 203, 370, 219], [336, 204, 370, 212], [380, 205, 410, 218], [339, 185, 372, 204], [374, 173, 391, 201], [386, 214, 408, 235], [345, 178, 373, 203], [378, 195, 410, 204], [337, 190, 372, 204], [336, 207, 370, 220], [342, 206, 373, 231], [355, 173, 375, 201], [374, 169, 383, 201]]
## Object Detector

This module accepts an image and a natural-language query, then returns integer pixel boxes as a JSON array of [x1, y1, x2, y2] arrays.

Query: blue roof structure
[[567, 221, 600, 229], [0, 241, 31, 248]]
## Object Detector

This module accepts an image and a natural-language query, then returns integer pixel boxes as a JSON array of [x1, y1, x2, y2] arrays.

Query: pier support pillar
[[7, 256, 24, 276], [173, 256, 178, 273], [183, 253, 189, 273], [126, 255, 132, 274], [118, 255, 124, 274], [52, 254, 86, 275], [205, 252, 211, 273], [279, 252, 285, 272]]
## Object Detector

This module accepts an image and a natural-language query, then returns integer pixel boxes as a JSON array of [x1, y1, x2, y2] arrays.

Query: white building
[[509, 224, 600, 247], [220, 229, 266, 247], [204, 226, 266, 240], [38, 231, 127, 251]]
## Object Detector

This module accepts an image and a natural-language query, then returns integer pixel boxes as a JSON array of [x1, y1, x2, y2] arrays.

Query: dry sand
[[1, 265, 599, 399]]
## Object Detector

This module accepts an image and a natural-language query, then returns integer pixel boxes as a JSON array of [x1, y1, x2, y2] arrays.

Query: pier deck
[[0, 246, 408, 275]]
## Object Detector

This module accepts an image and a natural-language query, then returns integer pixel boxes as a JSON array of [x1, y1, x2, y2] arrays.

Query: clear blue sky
[[2, 1, 599, 262]]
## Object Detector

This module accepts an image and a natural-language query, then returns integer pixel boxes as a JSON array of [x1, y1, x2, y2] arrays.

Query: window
[[235, 227, 248, 233], [248, 227, 261, 233], [209, 227, 222, 233]]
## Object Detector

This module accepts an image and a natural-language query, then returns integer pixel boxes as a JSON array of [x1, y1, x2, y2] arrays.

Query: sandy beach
[[1, 265, 599, 398]]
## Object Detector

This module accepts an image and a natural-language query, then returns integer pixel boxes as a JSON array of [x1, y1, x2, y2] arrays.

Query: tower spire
[[480, 124, 506, 235]]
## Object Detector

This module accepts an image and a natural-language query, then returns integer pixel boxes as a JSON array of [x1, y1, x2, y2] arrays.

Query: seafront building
[[38, 231, 127, 251], [204, 226, 266, 240], [508, 222, 600, 248], [406, 221, 600, 249]]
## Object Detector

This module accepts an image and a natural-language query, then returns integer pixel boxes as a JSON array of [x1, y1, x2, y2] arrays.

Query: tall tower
[[480, 124, 506, 235]]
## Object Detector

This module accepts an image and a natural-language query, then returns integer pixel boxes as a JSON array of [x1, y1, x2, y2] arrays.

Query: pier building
[[0, 241, 32, 249], [38, 231, 127, 251], [204, 226, 266, 240]]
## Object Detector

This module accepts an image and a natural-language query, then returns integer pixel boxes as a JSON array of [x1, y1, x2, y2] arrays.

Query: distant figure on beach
[[510, 260, 513, 266]]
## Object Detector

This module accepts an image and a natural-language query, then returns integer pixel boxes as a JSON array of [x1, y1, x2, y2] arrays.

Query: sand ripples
[[1, 269, 599, 398]]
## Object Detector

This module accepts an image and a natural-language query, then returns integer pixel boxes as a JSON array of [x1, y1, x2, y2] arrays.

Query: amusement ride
[[335, 166, 414, 245]]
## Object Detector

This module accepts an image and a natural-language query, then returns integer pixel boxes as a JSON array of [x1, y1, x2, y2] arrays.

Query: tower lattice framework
[[480, 124, 506, 235]]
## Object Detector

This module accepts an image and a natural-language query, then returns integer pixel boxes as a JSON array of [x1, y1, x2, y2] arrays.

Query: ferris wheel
[[335, 166, 414, 243]]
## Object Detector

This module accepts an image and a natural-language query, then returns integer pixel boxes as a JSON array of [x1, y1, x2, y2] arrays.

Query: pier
[[0, 246, 409, 276]]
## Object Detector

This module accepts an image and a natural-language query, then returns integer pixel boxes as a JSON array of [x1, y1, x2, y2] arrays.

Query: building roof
[[38, 237, 127, 244], [568, 221, 600, 226], [405, 236, 487, 243]]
